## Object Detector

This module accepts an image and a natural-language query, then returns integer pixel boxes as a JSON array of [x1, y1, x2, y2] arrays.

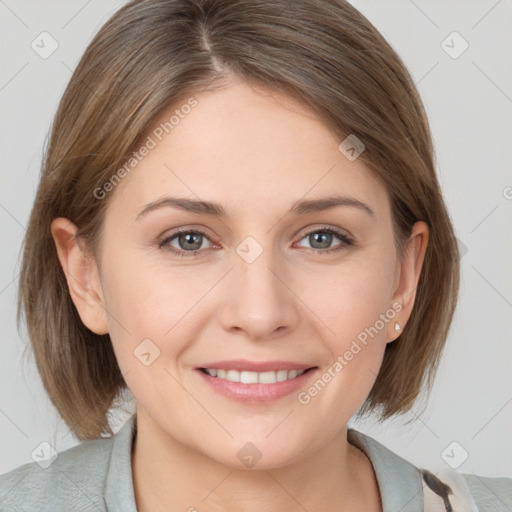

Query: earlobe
[[387, 221, 429, 342], [50, 217, 109, 335]]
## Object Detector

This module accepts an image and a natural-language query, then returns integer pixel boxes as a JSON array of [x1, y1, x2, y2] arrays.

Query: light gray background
[[1, 0, 511, 479]]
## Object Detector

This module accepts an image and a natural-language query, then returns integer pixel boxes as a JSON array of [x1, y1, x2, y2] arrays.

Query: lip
[[195, 366, 319, 403], [196, 359, 315, 372]]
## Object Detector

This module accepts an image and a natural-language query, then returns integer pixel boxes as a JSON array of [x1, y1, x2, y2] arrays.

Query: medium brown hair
[[18, 0, 459, 440]]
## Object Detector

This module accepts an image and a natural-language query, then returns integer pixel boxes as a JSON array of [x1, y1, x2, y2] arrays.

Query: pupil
[[180, 233, 201, 250], [311, 232, 331, 249]]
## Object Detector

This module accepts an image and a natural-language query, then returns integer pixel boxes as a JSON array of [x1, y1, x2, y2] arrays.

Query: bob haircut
[[18, 0, 459, 440]]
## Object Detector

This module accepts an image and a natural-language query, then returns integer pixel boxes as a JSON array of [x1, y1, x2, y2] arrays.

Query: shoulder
[[421, 468, 512, 511], [461, 473, 512, 511], [348, 428, 512, 511], [0, 434, 115, 511]]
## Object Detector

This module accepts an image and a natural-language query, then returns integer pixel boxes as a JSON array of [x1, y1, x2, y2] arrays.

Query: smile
[[196, 367, 318, 402], [199, 368, 308, 384]]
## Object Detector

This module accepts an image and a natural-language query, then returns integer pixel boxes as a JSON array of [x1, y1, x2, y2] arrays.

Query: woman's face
[[76, 78, 418, 469]]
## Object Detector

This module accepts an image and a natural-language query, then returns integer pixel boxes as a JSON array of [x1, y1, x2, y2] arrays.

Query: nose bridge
[[222, 234, 299, 339]]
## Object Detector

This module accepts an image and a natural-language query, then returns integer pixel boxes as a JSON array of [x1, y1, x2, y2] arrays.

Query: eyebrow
[[136, 194, 374, 220]]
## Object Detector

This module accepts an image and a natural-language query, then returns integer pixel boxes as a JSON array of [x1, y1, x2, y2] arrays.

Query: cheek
[[98, 247, 228, 378], [305, 251, 396, 343], [299, 253, 396, 412], [97, 251, 188, 361], [98, 262, 203, 407]]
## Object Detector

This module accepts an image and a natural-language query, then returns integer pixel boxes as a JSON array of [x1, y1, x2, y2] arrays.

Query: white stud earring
[[394, 322, 401, 331]]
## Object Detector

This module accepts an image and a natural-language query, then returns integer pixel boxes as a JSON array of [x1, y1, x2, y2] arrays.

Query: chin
[[205, 436, 308, 471]]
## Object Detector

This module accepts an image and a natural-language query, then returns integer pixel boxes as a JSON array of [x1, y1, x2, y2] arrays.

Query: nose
[[218, 243, 301, 341]]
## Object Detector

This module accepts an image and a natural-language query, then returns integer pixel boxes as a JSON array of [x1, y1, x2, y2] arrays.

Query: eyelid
[[158, 224, 217, 243], [297, 223, 353, 241]]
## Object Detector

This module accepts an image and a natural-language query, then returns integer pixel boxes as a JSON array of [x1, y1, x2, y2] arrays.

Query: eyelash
[[158, 226, 353, 258]]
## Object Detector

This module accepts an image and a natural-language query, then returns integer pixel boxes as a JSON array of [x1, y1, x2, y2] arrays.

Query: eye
[[295, 226, 353, 255], [158, 229, 214, 257], [158, 226, 353, 258]]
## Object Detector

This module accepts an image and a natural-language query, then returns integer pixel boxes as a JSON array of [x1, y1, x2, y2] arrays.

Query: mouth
[[195, 365, 319, 402]]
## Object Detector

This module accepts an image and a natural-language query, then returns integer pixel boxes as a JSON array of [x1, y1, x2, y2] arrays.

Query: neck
[[131, 408, 381, 512]]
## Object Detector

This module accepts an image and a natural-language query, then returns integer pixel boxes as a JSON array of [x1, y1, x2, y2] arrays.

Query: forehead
[[107, 79, 390, 220]]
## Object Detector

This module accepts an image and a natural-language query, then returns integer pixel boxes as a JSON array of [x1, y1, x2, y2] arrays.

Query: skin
[[52, 77, 428, 511]]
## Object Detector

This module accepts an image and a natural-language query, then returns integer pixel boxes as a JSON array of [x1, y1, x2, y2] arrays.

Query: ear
[[51, 217, 109, 335], [387, 220, 429, 342]]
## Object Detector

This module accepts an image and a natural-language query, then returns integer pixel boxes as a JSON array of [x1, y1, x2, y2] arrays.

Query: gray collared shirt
[[1, 414, 511, 511]]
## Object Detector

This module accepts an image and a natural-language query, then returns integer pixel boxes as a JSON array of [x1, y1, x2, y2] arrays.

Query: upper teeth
[[204, 368, 306, 384]]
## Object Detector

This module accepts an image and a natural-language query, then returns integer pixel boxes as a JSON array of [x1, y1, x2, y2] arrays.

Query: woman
[[1, 0, 510, 510]]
